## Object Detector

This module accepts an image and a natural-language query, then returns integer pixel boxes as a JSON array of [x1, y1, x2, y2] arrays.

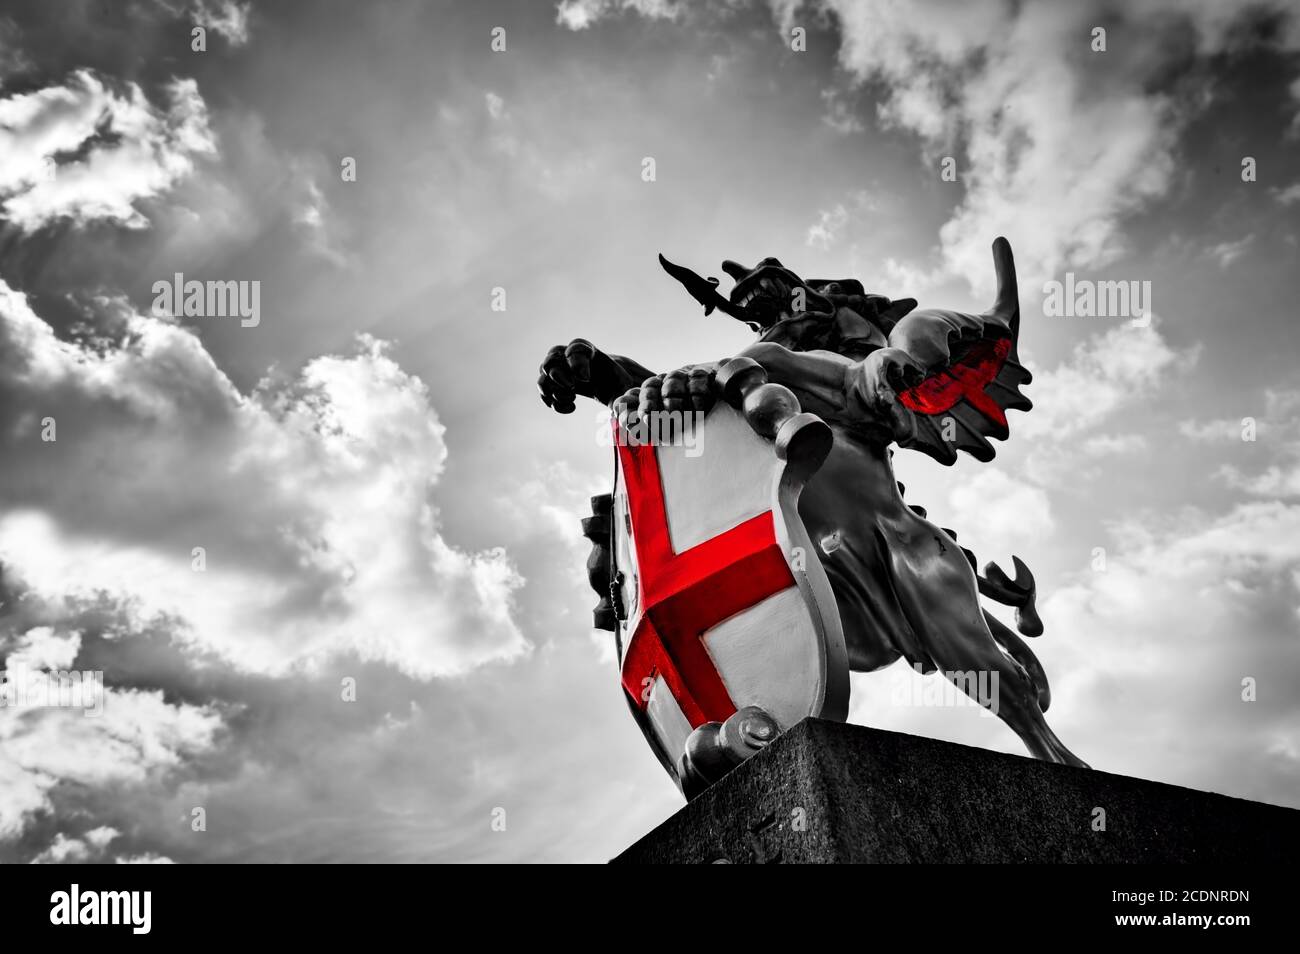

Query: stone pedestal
[[613, 718, 1300, 863]]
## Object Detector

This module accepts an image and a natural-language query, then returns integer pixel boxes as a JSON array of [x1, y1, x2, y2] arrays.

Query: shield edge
[[768, 411, 849, 723]]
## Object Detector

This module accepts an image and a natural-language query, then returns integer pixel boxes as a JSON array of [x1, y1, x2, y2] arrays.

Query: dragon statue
[[538, 237, 1087, 795]]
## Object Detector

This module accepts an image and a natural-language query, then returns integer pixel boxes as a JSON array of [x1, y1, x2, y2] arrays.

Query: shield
[[608, 361, 848, 789]]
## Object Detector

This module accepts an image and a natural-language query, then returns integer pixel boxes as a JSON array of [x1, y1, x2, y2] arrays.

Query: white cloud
[[467, 87, 599, 199], [1038, 499, 1300, 804], [293, 178, 347, 265], [116, 853, 176, 863], [6, 626, 79, 670], [769, 0, 1300, 295], [555, 0, 1300, 293], [1219, 465, 1300, 497], [1011, 318, 1195, 487], [0, 280, 527, 678], [151, 1, 250, 45], [1186, 390, 1300, 497], [29, 826, 120, 863], [1080, 433, 1148, 456], [1206, 234, 1255, 269], [1, 687, 223, 838], [850, 497, 1300, 807], [947, 467, 1054, 555], [1018, 318, 1194, 441], [191, 0, 251, 46], [805, 203, 849, 250], [805, 190, 879, 250], [502, 460, 605, 546], [1273, 181, 1300, 206], [556, 0, 684, 31], [0, 71, 216, 232], [1180, 417, 1247, 442], [548, 0, 1299, 295]]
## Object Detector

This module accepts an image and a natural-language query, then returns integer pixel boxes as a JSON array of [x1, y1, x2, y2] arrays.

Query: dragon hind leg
[[875, 521, 1088, 768], [983, 609, 1051, 711]]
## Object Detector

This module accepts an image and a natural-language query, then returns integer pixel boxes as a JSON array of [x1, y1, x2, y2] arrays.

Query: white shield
[[609, 393, 847, 788]]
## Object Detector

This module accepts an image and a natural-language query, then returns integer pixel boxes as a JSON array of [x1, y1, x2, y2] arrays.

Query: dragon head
[[718, 256, 834, 328]]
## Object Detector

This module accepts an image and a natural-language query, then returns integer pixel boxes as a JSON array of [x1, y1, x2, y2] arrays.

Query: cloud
[[805, 203, 849, 250], [465, 87, 599, 199], [1291, 75, 1300, 137], [0, 276, 548, 854], [0, 70, 216, 232], [29, 826, 120, 863], [1, 682, 224, 839], [1271, 181, 1300, 206], [1205, 233, 1255, 268], [850, 494, 1300, 812], [768, 0, 1300, 294], [1040, 499, 1300, 806], [0, 564, 676, 862], [149, 1, 250, 46], [560, 0, 1300, 292], [1080, 432, 1148, 456], [819, 88, 865, 134], [1220, 465, 1300, 497], [1010, 318, 1196, 487], [1180, 417, 1249, 442], [556, 0, 685, 31], [1018, 318, 1195, 442], [947, 468, 1054, 553], [6, 626, 79, 670], [190, 0, 251, 46], [1184, 390, 1300, 497], [293, 178, 347, 265], [805, 189, 879, 250], [0, 16, 32, 80], [116, 853, 175, 863], [0, 280, 526, 678]]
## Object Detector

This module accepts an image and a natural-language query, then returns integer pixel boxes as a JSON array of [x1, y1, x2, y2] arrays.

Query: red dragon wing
[[890, 237, 1032, 465]]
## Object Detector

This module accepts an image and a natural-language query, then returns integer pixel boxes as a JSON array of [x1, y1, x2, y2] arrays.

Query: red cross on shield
[[609, 399, 848, 786]]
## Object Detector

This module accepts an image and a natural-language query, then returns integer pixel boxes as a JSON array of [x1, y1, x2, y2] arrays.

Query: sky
[[0, 0, 1298, 863]]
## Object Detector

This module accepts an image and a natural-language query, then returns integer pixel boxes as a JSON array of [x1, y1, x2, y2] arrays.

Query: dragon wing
[[890, 237, 1031, 465]]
